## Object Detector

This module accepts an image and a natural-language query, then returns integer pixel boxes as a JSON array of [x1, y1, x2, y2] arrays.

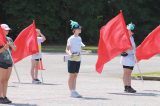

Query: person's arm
[[65, 45, 72, 56], [7, 38, 16, 51], [37, 29, 46, 42], [65, 39, 72, 56], [0, 44, 9, 53], [39, 32, 46, 41], [81, 42, 85, 47], [9, 42, 16, 51]]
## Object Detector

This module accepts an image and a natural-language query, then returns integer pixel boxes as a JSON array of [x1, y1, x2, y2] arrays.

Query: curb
[[132, 76, 160, 81]]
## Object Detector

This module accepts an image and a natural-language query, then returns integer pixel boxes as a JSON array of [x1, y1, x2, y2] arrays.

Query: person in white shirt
[[31, 29, 46, 84], [66, 20, 85, 98], [120, 23, 136, 93]]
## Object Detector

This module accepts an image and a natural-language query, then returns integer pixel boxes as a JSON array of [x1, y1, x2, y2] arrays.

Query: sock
[[71, 90, 76, 93]]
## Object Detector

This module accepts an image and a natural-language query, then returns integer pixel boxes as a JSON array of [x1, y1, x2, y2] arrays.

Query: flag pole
[[39, 59, 44, 83], [133, 53, 144, 82], [8, 50, 21, 83], [128, 29, 143, 82], [130, 37, 144, 82], [40, 69, 44, 83], [39, 60, 44, 83], [38, 50, 44, 83]]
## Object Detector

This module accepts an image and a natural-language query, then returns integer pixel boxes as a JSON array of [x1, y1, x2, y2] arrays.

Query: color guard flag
[[0, 27, 7, 45], [96, 11, 132, 73], [136, 25, 160, 61], [12, 21, 39, 63]]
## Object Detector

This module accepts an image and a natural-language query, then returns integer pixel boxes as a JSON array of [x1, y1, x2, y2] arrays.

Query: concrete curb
[[132, 76, 160, 81]]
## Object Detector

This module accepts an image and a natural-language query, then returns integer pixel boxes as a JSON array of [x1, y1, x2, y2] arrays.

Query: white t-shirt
[[32, 37, 44, 60], [120, 36, 136, 66], [67, 35, 85, 61], [67, 35, 85, 53]]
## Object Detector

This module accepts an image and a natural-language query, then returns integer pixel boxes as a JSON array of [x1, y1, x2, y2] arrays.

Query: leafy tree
[[0, 0, 159, 45]]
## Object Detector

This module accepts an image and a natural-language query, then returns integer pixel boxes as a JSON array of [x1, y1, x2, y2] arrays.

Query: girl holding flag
[[0, 24, 16, 104], [120, 23, 136, 93], [66, 20, 85, 98], [31, 29, 46, 84]]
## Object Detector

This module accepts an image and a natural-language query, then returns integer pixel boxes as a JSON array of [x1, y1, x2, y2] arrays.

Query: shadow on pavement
[[8, 85, 18, 88], [81, 97, 110, 100], [144, 90, 160, 93], [108, 92, 159, 97], [8, 103, 37, 106], [12, 82, 62, 86]]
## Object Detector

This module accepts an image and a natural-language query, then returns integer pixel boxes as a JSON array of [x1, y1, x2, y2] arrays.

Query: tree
[[0, 0, 159, 45]]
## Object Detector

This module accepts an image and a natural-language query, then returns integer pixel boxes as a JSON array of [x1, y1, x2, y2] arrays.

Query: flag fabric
[[12, 21, 39, 63], [0, 27, 7, 45], [96, 11, 132, 73], [136, 26, 160, 61]]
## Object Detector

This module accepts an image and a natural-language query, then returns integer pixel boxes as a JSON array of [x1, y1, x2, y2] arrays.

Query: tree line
[[0, 0, 159, 45]]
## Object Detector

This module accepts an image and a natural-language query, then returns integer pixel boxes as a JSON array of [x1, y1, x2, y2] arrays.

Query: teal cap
[[127, 23, 135, 30]]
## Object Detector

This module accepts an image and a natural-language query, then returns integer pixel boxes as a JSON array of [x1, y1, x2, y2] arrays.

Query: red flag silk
[[96, 12, 132, 73], [0, 27, 7, 45], [12, 21, 39, 63], [136, 26, 160, 61]]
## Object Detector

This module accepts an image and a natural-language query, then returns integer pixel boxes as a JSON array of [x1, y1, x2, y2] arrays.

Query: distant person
[[31, 29, 46, 84], [0, 24, 16, 104], [120, 23, 136, 93], [65, 20, 85, 98]]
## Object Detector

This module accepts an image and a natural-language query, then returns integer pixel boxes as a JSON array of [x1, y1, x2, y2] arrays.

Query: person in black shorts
[[31, 29, 46, 84], [65, 20, 85, 98], [0, 24, 16, 104], [120, 23, 136, 93]]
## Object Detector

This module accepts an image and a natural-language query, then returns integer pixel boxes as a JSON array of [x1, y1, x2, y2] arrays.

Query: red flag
[[0, 27, 7, 45], [12, 21, 39, 63], [136, 26, 160, 61], [96, 11, 132, 73]]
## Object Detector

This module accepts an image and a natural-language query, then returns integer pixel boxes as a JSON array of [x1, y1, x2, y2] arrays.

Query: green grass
[[82, 46, 98, 53], [42, 45, 66, 52], [42, 45, 98, 53], [132, 72, 160, 77]]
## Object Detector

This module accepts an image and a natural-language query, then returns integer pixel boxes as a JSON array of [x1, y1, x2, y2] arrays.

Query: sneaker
[[125, 86, 136, 93], [3, 97, 12, 104], [32, 79, 41, 84], [70, 91, 82, 98], [35, 79, 40, 82], [0, 97, 5, 104], [35, 79, 42, 83], [0, 97, 11, 104], [35, 79, 41, 83]]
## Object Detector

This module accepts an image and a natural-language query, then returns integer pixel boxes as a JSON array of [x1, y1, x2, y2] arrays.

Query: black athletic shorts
[[68, 60, 81, 73], [35, 58, 42, 61], [0, 62, 13, 69], [123, 65, 134, 70]]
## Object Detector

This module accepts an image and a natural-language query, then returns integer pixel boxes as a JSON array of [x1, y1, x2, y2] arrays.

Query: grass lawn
[[132, 72, 160, 77], [42, 45, 98, 53], [42, 45, 66, 52]]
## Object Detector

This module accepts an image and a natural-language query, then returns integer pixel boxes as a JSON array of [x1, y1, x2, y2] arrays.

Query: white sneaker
[[70, 91, 82, 98]]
